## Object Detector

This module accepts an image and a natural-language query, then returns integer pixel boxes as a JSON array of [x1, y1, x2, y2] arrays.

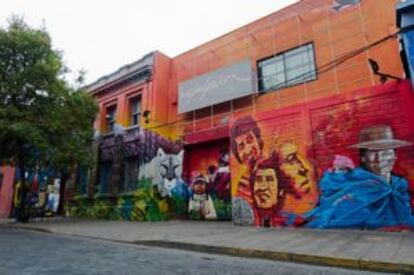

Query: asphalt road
[[0, 227, 394, 275]]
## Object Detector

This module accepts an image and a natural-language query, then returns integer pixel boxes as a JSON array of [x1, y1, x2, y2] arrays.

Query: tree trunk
[[58, 171, 67, 215]]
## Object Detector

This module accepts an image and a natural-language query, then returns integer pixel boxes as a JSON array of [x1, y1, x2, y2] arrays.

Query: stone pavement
[[4, 219, 414, 274]]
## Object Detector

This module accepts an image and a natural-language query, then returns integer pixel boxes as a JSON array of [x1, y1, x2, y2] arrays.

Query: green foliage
[[0, 17, 98, 174], [68, 177, 192, 222], [86, 199, 111, 219], [67, 197, 91, 218], [117, 196, 134, 220], [130, 178, 169, 221], [169, 195, 188, 218], [214, 199, 232, 220], [188, 210, 203, 220]]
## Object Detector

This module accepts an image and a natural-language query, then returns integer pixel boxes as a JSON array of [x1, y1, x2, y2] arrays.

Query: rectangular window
[[123, 156, 140, 192], [129, 97, 141, 127], [257, 43, 316, 92], [98, 161, 112, 194], [106, 105, 117, 133]]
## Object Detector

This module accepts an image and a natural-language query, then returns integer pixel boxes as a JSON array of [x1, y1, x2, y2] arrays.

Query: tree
[[0, 17, 98, 221]]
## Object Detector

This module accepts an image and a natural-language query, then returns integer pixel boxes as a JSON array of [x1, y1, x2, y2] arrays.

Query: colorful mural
[[9, 168, 61, 219], [230, 81, 414, 230], [185, 143, 232, 220], [68, 128, 190, 221], [230, 115, 318, 227]]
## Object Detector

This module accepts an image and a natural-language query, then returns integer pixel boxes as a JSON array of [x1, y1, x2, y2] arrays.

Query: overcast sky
[[0, 0, 297, 85]]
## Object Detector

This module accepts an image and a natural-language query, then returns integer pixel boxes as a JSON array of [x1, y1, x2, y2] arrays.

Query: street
[[0, 227, 394, 275]]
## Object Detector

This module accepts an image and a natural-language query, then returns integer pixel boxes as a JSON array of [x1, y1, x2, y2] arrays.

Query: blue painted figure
[[306, 125, 414, 229]]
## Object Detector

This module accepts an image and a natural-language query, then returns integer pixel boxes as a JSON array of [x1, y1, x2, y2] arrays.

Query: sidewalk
[[0, 218, 15, 225], [5, 219, 414, 274]]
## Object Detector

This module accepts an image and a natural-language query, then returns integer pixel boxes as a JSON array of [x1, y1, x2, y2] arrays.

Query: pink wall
[[0, 166, 15, 218]]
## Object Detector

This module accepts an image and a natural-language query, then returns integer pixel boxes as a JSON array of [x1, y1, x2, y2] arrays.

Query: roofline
[[85, 51, 155, 93]]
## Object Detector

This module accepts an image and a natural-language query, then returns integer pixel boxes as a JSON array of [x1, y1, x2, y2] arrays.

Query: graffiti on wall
[[306, 125, 414, 229], [69, 128, 190, 221], [230, 116, 318, 226], [230, 82, 414, 230], [231, 116, 414, 229], [186, 146, 232, 220]]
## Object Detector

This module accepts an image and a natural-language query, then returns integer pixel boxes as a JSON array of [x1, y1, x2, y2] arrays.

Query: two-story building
[[68, 0, 414, 229]]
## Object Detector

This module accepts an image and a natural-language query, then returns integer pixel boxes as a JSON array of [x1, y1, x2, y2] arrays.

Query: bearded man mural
[[306, 125, 414, 230]]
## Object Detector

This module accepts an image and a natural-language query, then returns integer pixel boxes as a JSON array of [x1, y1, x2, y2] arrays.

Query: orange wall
[[93, 52, 172, 136], [169, 0, 403, 141], [150, 52, 173, 137]]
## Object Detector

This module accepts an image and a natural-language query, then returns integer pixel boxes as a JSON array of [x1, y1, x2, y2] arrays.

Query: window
[[98, 161, 112, 194], [129, 97, 141, 126], [123, 156, 140, 192], [106, 105, 117, 133], [257, 43, 316, 92]]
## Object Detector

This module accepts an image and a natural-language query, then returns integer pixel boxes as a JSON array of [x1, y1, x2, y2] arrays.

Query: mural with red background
[[230, 80, 414, 230], [184, 139, 232, 220]]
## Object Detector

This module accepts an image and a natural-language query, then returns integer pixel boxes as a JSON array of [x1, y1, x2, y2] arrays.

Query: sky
[[0, 0, 298, 85]]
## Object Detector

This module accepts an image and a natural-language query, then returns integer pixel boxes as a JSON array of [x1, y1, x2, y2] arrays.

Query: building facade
[[68, 0, 414, 229]]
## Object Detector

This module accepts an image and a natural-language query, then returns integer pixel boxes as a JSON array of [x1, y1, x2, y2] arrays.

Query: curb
[[8, 225, 414, 274], [132, 241, 414, 274]]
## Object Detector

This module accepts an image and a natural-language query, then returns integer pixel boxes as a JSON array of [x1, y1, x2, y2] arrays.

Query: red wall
[[230, 80, 414, 228]]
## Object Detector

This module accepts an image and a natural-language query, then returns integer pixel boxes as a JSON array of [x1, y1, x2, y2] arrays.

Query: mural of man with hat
[[305, 125, 414, 230], [351, 125, 411, 183]]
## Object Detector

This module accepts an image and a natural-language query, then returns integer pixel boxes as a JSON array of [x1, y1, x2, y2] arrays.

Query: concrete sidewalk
[[5, 219, 414, 274]]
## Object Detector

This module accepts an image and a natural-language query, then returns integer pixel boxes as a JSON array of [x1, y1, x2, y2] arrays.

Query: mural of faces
[[192, 180, 207, 195], [235, 130, 262, 167], [361, 149, 396, 180], [277, 143, 314, 196], [253, 168, 278, 209]]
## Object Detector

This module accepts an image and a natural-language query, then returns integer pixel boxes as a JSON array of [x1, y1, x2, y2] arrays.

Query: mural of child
[[188, 175, 217, 220], [306, 125, 414, 230], [328, 155, 355, 173]]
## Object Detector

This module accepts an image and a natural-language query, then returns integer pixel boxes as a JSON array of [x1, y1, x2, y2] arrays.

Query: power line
[[102, 28, 400, 138]]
